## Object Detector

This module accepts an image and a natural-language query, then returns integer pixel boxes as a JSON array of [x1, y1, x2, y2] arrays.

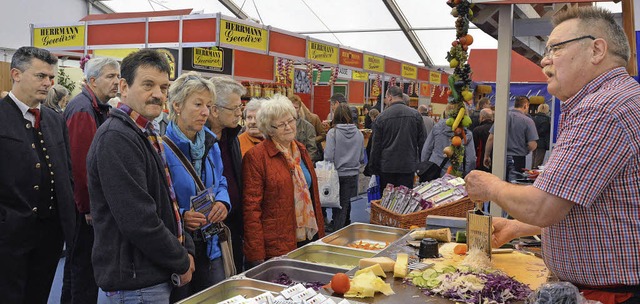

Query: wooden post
[[623, 0, 637, 76]]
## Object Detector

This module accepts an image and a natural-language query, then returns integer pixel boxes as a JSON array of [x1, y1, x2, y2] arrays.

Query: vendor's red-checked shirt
[[534, 67, 640, 286]]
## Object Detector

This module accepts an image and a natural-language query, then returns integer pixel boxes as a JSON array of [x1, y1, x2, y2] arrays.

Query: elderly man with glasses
[[465, 7, 640, 304], [207, 76, 247, 272]]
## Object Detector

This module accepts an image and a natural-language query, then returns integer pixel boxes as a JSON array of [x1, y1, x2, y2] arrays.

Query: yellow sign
[[352, 71, 369, 81], [401, 64, 417, 79], [363, 54, 384, 73], [307, 41, 338, 65], [93, 48, 138, 59], [33, 25, 85, 48], [429, 71, 442, 84], [220, 19, 267, 52], [193, 47, 223, 69]]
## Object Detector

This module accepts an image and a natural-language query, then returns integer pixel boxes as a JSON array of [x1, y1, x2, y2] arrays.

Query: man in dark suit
[[0, 46, 76, 303]]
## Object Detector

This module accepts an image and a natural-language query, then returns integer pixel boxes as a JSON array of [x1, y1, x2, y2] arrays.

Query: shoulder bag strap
[[162, 135, 205, 192]]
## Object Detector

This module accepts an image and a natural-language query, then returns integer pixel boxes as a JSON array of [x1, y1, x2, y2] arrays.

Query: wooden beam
[[622, 0, 637, 76]]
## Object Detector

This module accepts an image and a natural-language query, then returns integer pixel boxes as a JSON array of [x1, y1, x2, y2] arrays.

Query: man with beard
[[87, 49, 194, 303], [208, 76, 246, 272], [63, 57, 120, 304], [239, 98, 264, 156], [465, 7, 640, 303], [0, 46, 76, 303]]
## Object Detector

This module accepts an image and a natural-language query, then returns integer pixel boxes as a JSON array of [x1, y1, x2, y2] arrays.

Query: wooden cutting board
[[423, 243, 549, 290]]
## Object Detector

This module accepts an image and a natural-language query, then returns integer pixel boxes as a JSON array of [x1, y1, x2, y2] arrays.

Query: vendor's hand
[[207, 201, 228, 223], [178, 254, 195, 287], [483, 156, 492, 168], [492, 218, 521, 248], [464, 170, 502, 203], [183, 211, 207, 232]]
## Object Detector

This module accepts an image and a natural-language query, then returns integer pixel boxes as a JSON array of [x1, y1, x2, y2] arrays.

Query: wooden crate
[[369, 197, 474, 229]]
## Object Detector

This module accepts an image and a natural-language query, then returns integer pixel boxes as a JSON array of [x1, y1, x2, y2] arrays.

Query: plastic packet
[[526, 282, 601, 304]]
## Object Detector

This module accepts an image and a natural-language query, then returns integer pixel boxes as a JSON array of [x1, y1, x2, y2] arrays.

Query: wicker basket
[[370, 197, 474, 229]]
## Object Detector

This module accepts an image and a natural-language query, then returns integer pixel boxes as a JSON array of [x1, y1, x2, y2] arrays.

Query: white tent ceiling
[[98, 0, 622, 68]]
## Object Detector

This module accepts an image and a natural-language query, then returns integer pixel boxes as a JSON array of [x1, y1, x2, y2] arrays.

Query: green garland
[[57, 68, 76, 94], [444, 0, 474, 177]]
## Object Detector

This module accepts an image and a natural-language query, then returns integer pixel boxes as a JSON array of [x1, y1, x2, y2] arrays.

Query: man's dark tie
[[28, 108, 41, 129]]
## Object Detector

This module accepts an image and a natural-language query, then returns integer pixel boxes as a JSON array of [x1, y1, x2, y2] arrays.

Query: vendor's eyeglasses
[[543, 35, 595, 59], [271, 117, 296, 130]]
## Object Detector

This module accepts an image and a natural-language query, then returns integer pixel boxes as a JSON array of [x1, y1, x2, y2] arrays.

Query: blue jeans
[[105, 282, 171, 304]]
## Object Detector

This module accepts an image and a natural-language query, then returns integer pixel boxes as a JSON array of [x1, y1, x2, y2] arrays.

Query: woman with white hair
[[44, 84, 69, 113], [238, 98, 264, 156], [162, 72, 231, 301], [242, 94, 325, 268], [532, 103, 551, 169]]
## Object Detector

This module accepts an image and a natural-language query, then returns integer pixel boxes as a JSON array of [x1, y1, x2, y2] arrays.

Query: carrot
[[446, 166, 453, 175], [453, 244, 468, 255]]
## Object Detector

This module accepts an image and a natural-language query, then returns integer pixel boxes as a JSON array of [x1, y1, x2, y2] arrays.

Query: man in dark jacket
[[63, 57, 120, 304], [87, 49, 194, 302], [370, 86, 426, 188], [0, 46, 76, 303], [208, 76, 246, 272]]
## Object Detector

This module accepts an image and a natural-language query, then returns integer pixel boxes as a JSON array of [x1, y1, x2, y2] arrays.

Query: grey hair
[[479, 108, 494, 121], [244, 98, 263, 117], [402, 93, 410, 104], [167, 72, 216, 122], [537, 103, 550, 115], [44, 84, 69, 109], [256, 94, 297, 139], [209, 76, 247, 107], [84, 57, 120, 81], [553, 6, 630, 64], [11, 46, 57, 72]]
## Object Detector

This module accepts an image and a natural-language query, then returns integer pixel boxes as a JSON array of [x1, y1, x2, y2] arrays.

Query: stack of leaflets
[[217, 283, 352, 304], [379, 174, 467, 214]]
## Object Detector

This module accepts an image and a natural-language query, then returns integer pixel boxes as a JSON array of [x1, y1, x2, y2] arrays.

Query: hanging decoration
[[444, 0, 474, 177], [314, 64, 323, 86], [328, 66, 339, 86], [389, 77, 397, 87], [306, 62, 313, 84]]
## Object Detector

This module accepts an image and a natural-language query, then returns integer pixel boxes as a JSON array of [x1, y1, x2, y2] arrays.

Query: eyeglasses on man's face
[[543, 35, 595, 59], [271, 117, 296, 130], [217, 104, 243, 113]]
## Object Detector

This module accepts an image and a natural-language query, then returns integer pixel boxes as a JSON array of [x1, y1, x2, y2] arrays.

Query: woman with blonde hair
[[242, 94, 325, 268], [532, 103, 551, 169], [163, 72, 231, 301]]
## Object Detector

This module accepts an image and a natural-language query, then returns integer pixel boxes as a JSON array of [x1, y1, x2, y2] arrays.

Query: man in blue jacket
[[87, 49, 194, 303]]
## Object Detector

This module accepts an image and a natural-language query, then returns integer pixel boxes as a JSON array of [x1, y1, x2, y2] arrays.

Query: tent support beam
[[382, 0, 433, 67], [218, 0, 249, 19]]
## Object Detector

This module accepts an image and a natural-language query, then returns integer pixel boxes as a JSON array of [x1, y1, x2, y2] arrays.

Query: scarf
[[118, 103, 184, 245], [274, 140, 318, 241], [170, 121, 206, 174]]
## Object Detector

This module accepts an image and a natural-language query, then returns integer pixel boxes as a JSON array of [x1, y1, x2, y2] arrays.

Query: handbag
[[416, 157, 449, 182], [162, 135, 237, 278]]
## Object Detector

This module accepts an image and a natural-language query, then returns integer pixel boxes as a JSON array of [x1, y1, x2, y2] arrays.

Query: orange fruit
[[451, 136, 462, 147], [331, 273, 350, 294], [465, 34, 474, 45]]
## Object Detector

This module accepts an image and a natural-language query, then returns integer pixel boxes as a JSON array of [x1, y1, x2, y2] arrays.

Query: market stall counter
[[179, 223, 548, 304]]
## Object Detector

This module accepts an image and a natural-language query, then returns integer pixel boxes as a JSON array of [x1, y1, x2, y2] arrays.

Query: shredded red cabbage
[[271, 272, 326, 291], [421, 271, 532, 303]]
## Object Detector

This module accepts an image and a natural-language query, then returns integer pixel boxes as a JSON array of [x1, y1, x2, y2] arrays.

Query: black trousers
[[379, 172, 415, 190], [0, 215, 64, 304], [69, 215, 98, 304]]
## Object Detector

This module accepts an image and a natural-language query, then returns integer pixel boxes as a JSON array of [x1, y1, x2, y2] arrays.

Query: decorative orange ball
[[451, 136, 462, 147]]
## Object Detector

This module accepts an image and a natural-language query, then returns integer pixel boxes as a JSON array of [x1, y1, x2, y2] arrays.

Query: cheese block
[[393, 253, 409, 278], [355, 264, 386, 278], [358, 257, 395, 272]]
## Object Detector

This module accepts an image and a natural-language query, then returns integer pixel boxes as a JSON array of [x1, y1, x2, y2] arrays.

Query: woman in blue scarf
[[163, 72, 231, 302]]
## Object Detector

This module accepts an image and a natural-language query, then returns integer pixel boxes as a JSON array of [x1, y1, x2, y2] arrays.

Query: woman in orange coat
[[242, 94, 325, 268]]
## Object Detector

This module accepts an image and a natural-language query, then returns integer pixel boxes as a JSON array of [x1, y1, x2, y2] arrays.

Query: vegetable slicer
[[466, 203, 492, 258]]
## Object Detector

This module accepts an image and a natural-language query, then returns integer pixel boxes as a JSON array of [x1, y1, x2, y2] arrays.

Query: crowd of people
[[0, 6, 637, 304]]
